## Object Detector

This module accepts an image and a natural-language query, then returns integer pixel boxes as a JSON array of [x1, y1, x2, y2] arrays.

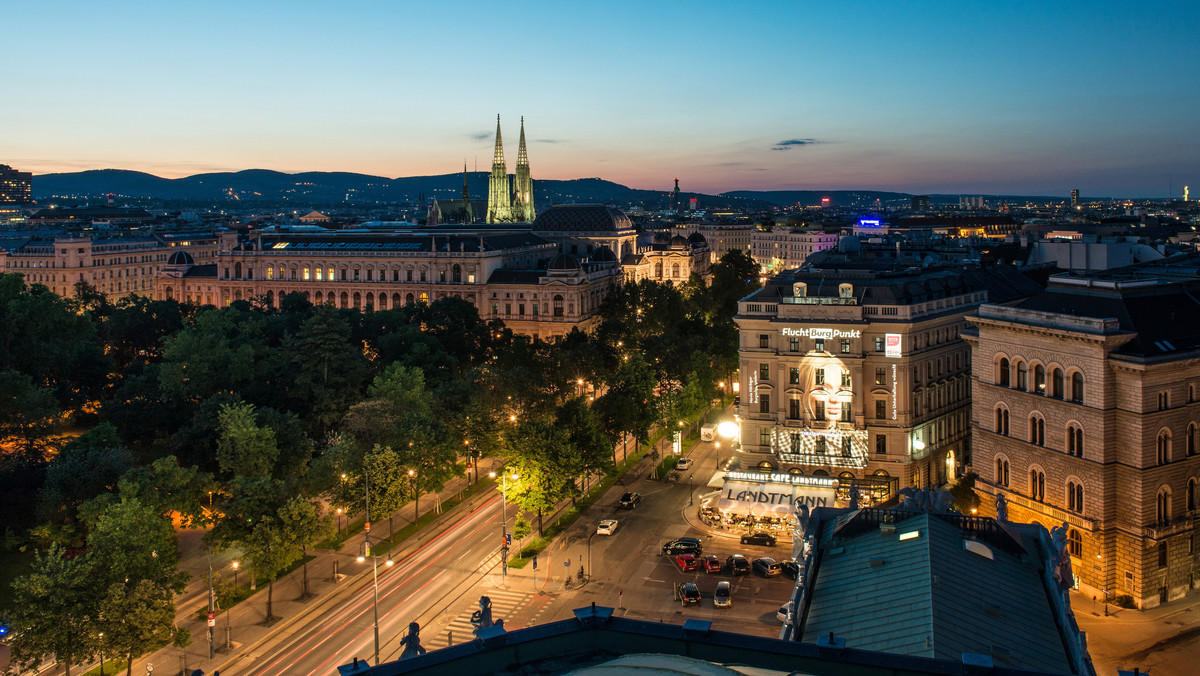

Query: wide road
[[226, 494, 508, 675]]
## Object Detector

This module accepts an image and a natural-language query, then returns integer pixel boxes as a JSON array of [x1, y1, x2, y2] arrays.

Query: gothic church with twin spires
[[429, 115, 536, 226]]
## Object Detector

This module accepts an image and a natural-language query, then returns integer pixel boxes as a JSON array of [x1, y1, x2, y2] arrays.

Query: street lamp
[[489, 471, 519, 577], [98, 632, 104, 676], [206, 492, 215, 660], [408, 469, 418, 524], [336, 508, 344, 534], [356, 468, 394, 666]]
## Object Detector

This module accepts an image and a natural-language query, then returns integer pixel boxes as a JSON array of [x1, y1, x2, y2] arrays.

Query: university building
[[0, 231, 220, 302], [157, 205, 709, 340], [734, 240, 1040, 503], [963, 257, 1200, 608]]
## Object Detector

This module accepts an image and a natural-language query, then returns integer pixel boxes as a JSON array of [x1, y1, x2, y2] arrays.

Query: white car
[[597, 519, 619, 536], [777, 600, 793, 623], [676, 458, 693, 471]]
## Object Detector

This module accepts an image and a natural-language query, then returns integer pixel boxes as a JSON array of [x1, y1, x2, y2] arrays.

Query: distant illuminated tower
[[1184, 186, 1190, 202], [1070, 189, 1079, 207], [487, 115, 513, 223], [512, 117, 536, 222], [672, 178, 681, 210], [0, 164, 33, 204]]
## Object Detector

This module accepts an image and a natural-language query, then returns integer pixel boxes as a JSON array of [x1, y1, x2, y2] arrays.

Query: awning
[[716, 480, 837, 516]]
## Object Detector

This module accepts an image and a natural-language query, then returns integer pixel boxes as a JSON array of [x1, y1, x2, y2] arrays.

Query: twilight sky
[[5, 1, 1198, 197]]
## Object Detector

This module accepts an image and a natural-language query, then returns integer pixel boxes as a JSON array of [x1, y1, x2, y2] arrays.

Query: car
[[740, 532, 777, 547], [618, 492, 642, 509], [675, 553, 699, 572], [725, 554, 751, 575], [777, 600, 793, 623], [779, 558, 800, 580], [662, 537, 703, 556], [713, 580, 732, 608], [675, 457, 693, 471], [701, 554, 722, 573], [596, 519, 619, 536], [679, 582, 701, 606], [753, 557, 782, 577]]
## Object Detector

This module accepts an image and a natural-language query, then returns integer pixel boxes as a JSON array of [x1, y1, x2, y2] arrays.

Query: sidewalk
[[1070, 586, 1200, 676]]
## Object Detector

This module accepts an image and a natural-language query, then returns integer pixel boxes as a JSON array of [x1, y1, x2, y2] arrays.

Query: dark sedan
[[726, 554, 751, 575]]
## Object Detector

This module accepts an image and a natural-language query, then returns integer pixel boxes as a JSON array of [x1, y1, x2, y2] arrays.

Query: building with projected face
[[733, 238, 1041, 503]]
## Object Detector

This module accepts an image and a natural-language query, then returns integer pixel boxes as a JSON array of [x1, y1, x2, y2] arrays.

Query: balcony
[[1144, 516, 1194, 540]]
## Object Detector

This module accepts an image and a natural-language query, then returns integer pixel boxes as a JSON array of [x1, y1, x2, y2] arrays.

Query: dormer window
[[794, 282, 807, 297], [838, 283, 853, 298]]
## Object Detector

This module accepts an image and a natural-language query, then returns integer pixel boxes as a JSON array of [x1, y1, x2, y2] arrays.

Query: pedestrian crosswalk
[[425, 587, 533, 650]]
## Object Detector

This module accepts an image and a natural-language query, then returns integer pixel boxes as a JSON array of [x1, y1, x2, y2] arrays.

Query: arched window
[[1188, 423, 1197, 456], [998, 358, 1010, 387], [1030, 415, 1045, 446], [405, 293, 415, 305], [1188, 479, 1196, 512], [1158, 431, 1172, 465], [1068, 529, 1082, 557], [234, 262, 242, 279], [1030, 469, 1045, 501], [1034, 364, 1046, 394], [1157, 487, 1171, 525], [1067, 481, 1084, 513], [993, 405, 1012, 437], [1067, 425, 1084, 457], [453, 264, 462, 283], [1016, 361, 1028, 390], [996, 458, 1010, 487], [339, 291, 349, 308], [553, 294, 564, 317], [1072, 372, 1084, 402], [419, 292, 429, 304], [654, 262, 663, 278], [1051, 368, 1064, 399], [671, 262, 680, 279], [364, 292, 374, 311], [353, 292, 361, 308]]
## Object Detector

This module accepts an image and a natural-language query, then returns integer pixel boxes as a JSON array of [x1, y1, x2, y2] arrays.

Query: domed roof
[[531, 204, 633, 233], [548, 252, 581, 271], [166, 250, 195, 265], [669, 235, 689, 249], [687, 232, 708, 246], [591, 246, 617, 263]]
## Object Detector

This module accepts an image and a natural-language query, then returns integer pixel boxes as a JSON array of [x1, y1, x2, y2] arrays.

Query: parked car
[[675, 553, 699, 572], [662, 537, 703, 556], [740, 532, 777, 547], [713, 580, 732, 608], [596, 519, 619, 536], [618, 492, 641, 509], [753, 557, 781, 577], [675, 457, 693, 471], [679, 582, 701, 606], [779, 558, 800, 580], [725, 554, 751, 575], [777, 600, 793, 623], [701, 554, 722, 573]]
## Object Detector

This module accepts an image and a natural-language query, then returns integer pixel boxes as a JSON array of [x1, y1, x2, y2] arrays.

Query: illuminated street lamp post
[[356, 468, 394, 666], [336, 508, 343, 534], [206, 492, 215, 660], [489, 471, 519, 576], [408, 469, 418, 524]]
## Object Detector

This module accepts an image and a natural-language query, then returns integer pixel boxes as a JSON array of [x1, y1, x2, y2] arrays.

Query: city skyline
[[5, 1, 1199, 198]]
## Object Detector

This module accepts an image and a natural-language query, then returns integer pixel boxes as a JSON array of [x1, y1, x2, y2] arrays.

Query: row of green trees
[[0, 248, 759, 673]]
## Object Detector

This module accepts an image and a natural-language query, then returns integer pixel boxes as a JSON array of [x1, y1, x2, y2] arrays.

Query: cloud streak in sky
[[772, 139, 821, 151]]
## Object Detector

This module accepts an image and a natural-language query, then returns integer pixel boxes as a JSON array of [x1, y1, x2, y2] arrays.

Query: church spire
[[513, 116, 536, 222], [462, 161, 470, 201], [487, 114, 513, 223]]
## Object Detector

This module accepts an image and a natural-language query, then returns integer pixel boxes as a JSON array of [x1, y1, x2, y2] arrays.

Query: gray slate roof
[[802, 512, 1071, 674]]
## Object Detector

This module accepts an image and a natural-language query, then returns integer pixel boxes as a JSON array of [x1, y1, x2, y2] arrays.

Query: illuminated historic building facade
[[156, 205, 701, 340], [0, 232, 219, 302], [964, 261, 1200, 608], [734, 249, 1039, 503], [750, 230, 838, 274]]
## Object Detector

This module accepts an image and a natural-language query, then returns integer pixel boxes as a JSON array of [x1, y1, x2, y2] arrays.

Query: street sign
[[207, 611, 216, 627], [505, 533, 512, 546]]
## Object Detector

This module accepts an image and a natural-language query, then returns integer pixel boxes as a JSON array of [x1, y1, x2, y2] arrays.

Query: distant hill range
[[31, 169, 1065, 210]]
